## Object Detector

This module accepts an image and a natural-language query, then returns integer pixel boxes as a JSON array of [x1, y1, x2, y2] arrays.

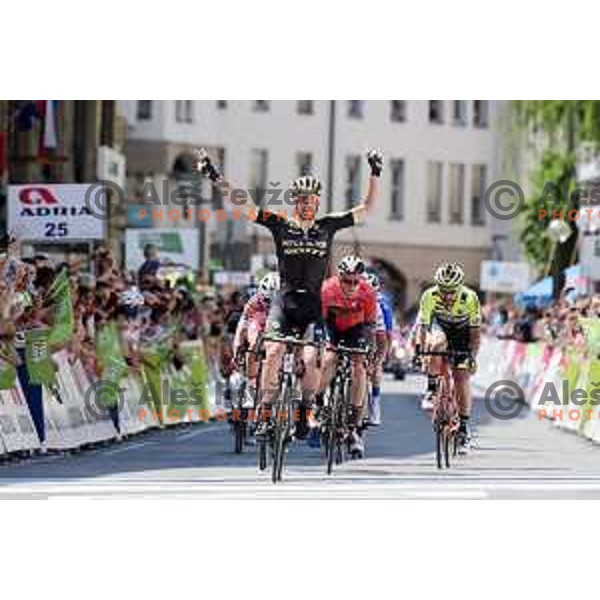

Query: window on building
[[390, 100, 406, 123], [448, 163, 465, 224], [253, 100, 270, 112], [429, 100, 444, 124], [390, 159, 405, 220], [296, 152, 313, 176], [175, 101, 192, 123], [348, 101, 364, 119], [297, 100, 314, 115], [217, 100, 228, 109], [137, 101, 152, 120], [345, 155, 361, 209], [452, 101, 467, 126], [426, 161, 443, 223], [470, 164, 487, 226], [473, 101, 489, 128], [250, 149, 268, 204]]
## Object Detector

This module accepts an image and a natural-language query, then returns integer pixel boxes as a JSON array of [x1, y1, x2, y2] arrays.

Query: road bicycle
[[416, 349, 470, 469], [321, 344, 370, 475], [255, 332, 322, 483]]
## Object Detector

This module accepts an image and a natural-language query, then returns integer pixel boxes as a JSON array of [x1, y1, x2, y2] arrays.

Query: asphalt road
[[2, 375, 600, 499]]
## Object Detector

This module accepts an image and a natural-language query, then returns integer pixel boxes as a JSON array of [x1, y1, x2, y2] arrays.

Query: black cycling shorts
[[327, 323, 369, 350], [433, 321, 471, 366], [267, 290, 325, 341]]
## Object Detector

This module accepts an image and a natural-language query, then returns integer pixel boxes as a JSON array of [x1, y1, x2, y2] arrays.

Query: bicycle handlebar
[[328, 344, 370, 356], [416, 349, 471, 357], [260, 334, 323, 349]]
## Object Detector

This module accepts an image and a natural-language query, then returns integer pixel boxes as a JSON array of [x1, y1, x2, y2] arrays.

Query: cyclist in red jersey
[[318, 256, 377, 456]]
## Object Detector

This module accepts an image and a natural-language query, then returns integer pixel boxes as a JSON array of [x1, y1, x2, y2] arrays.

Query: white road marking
[[101, 441, 155, 456], [175, 425, 223, 441]]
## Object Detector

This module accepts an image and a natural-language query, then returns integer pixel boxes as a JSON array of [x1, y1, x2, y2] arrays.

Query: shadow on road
[[0, 385, 545, 483]]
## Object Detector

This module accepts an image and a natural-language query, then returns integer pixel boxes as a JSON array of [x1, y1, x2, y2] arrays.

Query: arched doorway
[[172, 152, 196, 181], [367, 256, 408, 316]]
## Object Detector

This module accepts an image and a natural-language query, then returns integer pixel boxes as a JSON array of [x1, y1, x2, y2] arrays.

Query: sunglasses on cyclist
[[341, 275, 362, 286], [439, 287, 458, 296]]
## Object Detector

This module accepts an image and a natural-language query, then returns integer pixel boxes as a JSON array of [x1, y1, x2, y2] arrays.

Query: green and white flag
[[581, 318, 600, 356], [96, 322, 128, 407], [47, 270, 74, 347], [0, 341, 17, 390], [25, 327, 56, 387]]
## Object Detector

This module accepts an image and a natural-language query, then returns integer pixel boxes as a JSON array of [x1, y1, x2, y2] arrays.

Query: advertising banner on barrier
[[8, 184, 104, 241], [0, 334, 211, 453], [68, 358, 117, 443], [53, 351, 93, 446], [0, 383, 40, 452], [9, 381, 41, 451]]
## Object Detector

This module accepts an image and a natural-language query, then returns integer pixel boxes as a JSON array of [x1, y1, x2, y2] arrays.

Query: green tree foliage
[[511, 101, 600, 277], [520, 151, 577, 272]]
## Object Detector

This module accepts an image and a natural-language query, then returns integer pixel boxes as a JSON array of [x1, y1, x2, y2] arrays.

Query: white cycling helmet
[[338, 255, 365, 276], [119, 287, 145, 307], [258, 272, 280, 293], [364, 270, 380, 291], [434, 262, 464, 291], [290, 175, 322, 198]]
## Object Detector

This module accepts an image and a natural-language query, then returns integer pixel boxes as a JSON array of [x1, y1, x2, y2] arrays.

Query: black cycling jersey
[[225, 309, 243, 336], [256, 209, 355, 297]]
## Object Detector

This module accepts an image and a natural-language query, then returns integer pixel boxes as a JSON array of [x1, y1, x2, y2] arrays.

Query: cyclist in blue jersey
[[364, 270, 394, 426]]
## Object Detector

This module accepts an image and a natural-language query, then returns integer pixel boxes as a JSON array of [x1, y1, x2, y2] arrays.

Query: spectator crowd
[[482, 291, 600, 349], [0, 233, 250, 443]]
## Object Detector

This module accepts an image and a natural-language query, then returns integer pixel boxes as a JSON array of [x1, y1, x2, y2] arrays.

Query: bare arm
[[194, 148, 259, 217], [352, 174, 379, 224], [351, 150, 382, 224]]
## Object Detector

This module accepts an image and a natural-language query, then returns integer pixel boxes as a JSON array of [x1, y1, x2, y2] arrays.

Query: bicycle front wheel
[[435, 421, 444, 470], [444, 425, 451, 468], [272, 380, 290, 484], [326, 384, 341, 475]]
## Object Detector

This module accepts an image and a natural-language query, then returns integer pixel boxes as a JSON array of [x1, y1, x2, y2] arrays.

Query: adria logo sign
[[18, 187, 59, 205]]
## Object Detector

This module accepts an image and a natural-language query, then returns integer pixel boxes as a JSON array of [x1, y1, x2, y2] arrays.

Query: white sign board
[[580, 235, 600, 282], [8, 184, 104, 241], [125, 228, 200, 271], [214, 271, 252, 287], [97, 146, 126, 190], [480, 261, 532, 293]]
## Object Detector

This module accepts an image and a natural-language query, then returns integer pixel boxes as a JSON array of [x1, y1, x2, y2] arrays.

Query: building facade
[[122, 100, 504, 310], [0, 100, 127, 260]]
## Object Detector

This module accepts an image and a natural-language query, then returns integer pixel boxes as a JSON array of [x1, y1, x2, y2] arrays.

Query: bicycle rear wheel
[[326, 427, 335, 475], [234, 421, 244, 454], [259, 438, 267, 470]]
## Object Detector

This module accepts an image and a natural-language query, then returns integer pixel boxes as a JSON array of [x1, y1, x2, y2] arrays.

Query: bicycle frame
[[258, 333, 322, 483], [417, 349, 464, 469], [323, 344, 369, 474]]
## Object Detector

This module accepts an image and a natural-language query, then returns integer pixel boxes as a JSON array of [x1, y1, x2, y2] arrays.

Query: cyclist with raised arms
[[195, 148, 382, 439], [415, 262, 481, 454]]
